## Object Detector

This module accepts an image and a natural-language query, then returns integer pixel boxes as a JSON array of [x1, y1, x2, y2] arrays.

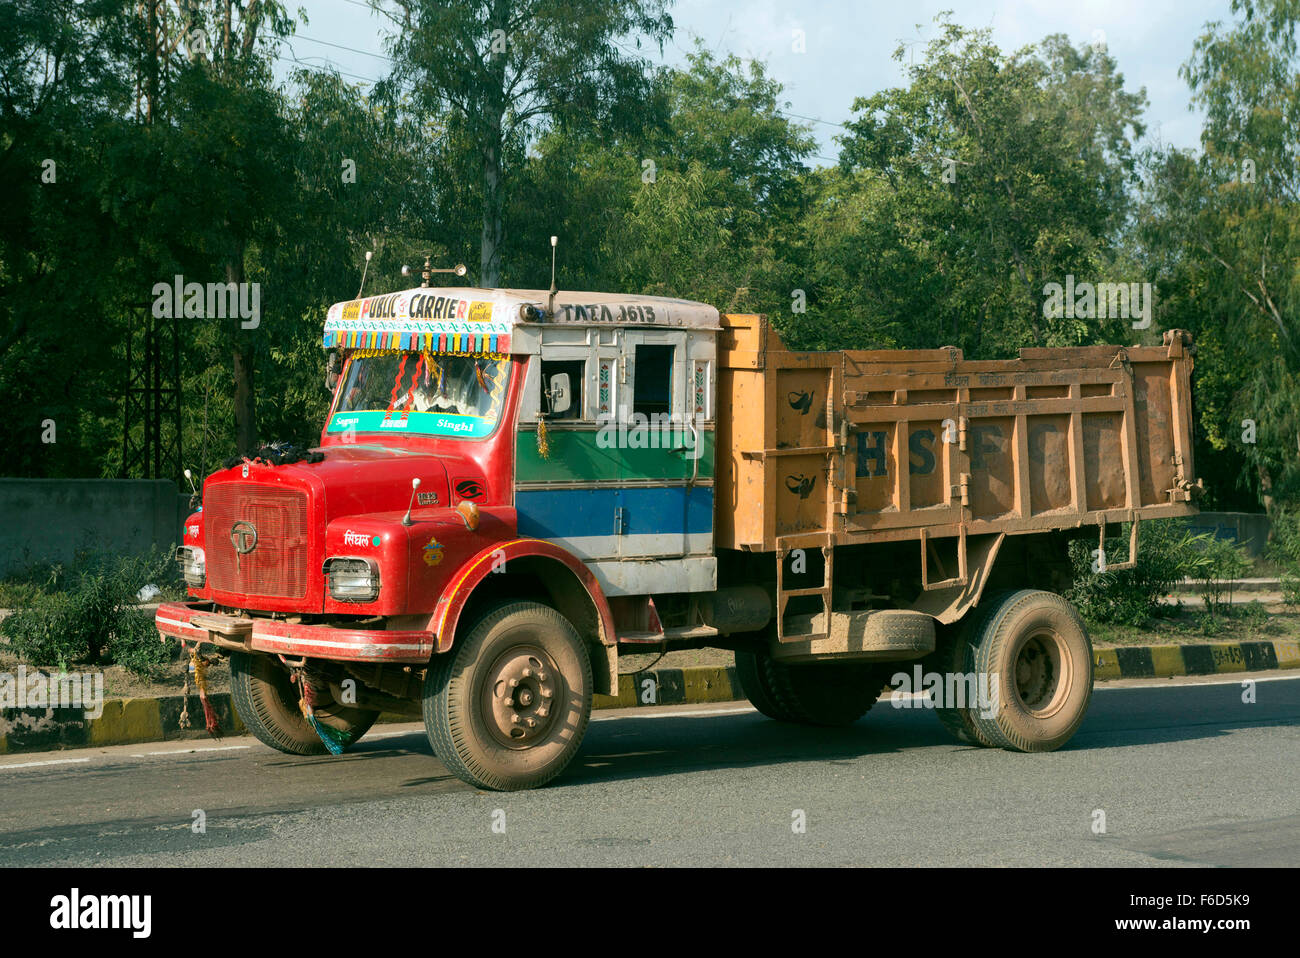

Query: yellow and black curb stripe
[[4, 647, 1298, 756], [0, 668, 741, 756], [0, 692, 246, 756], [1093, 638, 1300, 681], [592, 666, 739, 710]]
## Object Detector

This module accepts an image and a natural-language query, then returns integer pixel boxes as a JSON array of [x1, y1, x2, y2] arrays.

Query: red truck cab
[[158, 285, 722, 789]]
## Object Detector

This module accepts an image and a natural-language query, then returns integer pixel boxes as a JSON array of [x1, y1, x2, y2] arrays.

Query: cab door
[[615, 329, 713, 563]]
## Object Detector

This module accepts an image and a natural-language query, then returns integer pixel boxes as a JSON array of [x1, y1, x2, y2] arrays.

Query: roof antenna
[[356, 250, 373, 298], [547, 235, 559, 317]]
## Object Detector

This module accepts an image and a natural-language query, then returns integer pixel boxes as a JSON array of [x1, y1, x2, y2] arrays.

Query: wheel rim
[[1011, 628, 1070, 716], [481, 644, 563, 749]]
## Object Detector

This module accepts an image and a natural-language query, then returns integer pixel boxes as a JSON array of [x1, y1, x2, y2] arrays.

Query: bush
[[1269, 510, 1300, 605], [107, 608, 174, 679], [0, 546, 182, 676], [1267, 509, 1300, 567], [1, 591, 85, 670], [1186, 536, 1252, 616], [1067, 519, 1210, 626]]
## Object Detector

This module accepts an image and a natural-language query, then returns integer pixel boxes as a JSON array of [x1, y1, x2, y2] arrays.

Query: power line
[[293, 32, 395, 63], [267, 35, 381, 85], [271, 48, 378, 86]]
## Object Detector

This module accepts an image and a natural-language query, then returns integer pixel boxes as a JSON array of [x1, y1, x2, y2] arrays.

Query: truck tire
[[736, 647, 889, 727], [423, 601, 592, 791], [734, 648, 800, 722], [229, 651, 377, 756], [928, 610, 1000, 748], [966, 590, 1094, 752]]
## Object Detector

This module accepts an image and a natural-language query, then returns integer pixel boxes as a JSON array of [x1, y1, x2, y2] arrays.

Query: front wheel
[[423, 602, 592, 791], [229, 651, 377, 755]]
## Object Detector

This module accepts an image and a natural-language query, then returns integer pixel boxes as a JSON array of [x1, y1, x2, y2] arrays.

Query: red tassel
[[192, 651, 222, 740], [201, 693, 221, 738]]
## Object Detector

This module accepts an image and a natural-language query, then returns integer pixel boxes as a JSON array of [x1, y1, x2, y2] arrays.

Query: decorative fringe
[[536, 417, 551, 460], [178, 649, 192, 731], [294, 670, 356, 756], [191, 649, 222, 739], [344, 346, 507, 361]]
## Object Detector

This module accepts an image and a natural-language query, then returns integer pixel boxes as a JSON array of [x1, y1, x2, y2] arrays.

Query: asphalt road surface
[[1, 672, 1297, 867]]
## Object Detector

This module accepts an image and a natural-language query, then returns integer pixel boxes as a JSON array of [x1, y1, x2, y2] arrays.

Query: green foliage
[[1282, 574, 1300, 605], [1137, 0, 1300, 511], [1196, 611, 1224, 637], [106, 608, 174, 679], [1, 591, 85, 672], [1067, 520, 1209, 626], [1187, 536, 1254, 616], [826, 17, 1147, 358], [377, 0, 674, 285], [1267, 509, 1300, 603], [2, 0, 1299, 535], [0, 548, 181, 675]]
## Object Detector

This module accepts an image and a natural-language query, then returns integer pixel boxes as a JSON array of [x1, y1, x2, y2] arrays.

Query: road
[[1, 672, 1297, 867]]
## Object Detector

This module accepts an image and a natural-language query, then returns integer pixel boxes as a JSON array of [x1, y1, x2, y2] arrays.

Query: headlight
[[176, 546, 205, 587], [324, 557, 380, 602]]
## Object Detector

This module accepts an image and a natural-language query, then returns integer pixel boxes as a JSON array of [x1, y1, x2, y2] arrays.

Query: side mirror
[[325, 351, 342, 393], [547, 372, 571, 415]]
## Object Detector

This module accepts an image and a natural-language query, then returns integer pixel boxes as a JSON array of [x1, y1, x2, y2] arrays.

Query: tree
[[1138, 0, 1300, 511], [372, 0, 673, 286], [506, 43, 814, 310], [829, 17, 1146, 356]]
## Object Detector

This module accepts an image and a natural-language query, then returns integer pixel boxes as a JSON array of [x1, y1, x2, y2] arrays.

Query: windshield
[[326, 352, 510, 439]]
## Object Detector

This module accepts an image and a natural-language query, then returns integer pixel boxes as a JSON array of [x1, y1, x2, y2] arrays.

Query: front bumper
[[155, 601, 436, 663]]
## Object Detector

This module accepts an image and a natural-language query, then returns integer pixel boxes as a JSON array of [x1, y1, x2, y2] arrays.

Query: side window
[[632, 344, 674, 418], [540, 359, 585, 420]]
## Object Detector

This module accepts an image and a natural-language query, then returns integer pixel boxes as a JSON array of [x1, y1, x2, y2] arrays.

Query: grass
[[1086, 601, 1300, 646]]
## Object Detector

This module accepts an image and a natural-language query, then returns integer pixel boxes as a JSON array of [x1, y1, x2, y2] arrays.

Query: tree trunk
[[480, 115, 504, 288], [479, 0, 509, 288], [1257, 462, 1276, 520], [228, 259, 257, 455]]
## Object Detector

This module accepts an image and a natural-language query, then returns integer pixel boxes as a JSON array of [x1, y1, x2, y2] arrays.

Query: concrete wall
[[1185, 511, 1271, 558], [0, 480, 190, 577]]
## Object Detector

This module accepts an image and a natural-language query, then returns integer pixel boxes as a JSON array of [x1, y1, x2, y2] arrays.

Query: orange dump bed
[[715, 314, 1199, 556]]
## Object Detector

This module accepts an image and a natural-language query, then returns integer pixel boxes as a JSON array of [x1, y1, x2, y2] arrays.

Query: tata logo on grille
[[230, 521, 259, 554]]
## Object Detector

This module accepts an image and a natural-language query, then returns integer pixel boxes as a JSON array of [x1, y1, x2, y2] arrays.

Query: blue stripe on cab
[[516, 486, 714, 539]]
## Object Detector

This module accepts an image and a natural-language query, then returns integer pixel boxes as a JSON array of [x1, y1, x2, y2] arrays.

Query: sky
[[272, 0, 1231, 163]]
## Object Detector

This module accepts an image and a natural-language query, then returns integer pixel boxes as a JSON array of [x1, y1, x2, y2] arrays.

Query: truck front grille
[[204, 484, 310, 600]]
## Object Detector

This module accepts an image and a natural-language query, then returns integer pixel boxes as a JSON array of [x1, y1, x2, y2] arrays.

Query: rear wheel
[[736, 645, 889, 727], [423, 602, 592, 791], [229, 651, 377, 756], [966, 590, 1094, 752], [928, 608, 1001, 748], [734, 647, 799, 722]]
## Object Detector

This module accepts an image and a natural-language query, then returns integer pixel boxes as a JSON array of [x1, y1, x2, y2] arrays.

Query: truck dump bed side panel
[[716, 315, 1198, 554]]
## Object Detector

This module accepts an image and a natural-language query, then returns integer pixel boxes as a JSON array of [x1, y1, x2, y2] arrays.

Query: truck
[[156, 278, 1200, 790]]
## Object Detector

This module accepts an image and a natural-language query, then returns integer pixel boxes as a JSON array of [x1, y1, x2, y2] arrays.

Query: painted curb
[[3, 646, 1298, 756], [0, 692, 245, 756], [1091, 638, 1300, 681]]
